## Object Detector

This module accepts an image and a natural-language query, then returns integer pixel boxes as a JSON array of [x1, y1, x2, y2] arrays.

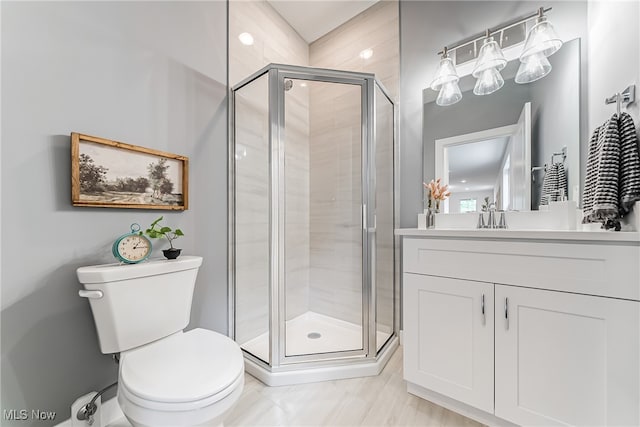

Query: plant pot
[[162, 248, 182, 260]]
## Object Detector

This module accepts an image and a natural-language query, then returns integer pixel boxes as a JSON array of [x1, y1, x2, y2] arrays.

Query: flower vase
[[427, 200, 440, 229]]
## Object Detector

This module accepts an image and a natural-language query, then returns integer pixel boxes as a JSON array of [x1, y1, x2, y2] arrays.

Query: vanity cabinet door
[[403, 273, 494, 413], [495, 285, 640, 426]]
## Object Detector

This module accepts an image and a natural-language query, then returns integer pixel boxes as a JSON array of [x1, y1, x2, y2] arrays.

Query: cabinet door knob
[[505, 297, 509, 330], [481, 294, 486, 325]]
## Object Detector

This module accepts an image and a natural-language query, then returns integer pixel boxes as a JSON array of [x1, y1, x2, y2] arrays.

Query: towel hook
[[605, 85, 636, 115]]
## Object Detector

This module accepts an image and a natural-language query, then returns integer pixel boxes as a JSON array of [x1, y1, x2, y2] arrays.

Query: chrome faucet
[[487, 203, 497, 229], [497, 210, 507, 229], [477, 211, 486, 229]]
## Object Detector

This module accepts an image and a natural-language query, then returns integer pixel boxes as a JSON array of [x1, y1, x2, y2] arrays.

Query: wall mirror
[[423, 37, 580, 212], [436, 103, 530, 213]]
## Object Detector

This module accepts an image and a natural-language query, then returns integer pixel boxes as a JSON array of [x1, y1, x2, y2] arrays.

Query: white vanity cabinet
[[494, 285, 639, 426], [403, 274, 494, 413], [400, 231, 640, 427]]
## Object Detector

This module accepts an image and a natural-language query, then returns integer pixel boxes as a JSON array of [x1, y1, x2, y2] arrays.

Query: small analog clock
[[113, 223, 152, 264]]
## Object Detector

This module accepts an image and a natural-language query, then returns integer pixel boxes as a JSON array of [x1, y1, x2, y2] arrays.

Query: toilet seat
[[119, 328, 244, 410]]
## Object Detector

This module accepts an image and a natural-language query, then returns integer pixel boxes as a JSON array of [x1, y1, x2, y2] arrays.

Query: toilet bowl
[[77, 257, 244, 427], [117, 329, 244, 427]]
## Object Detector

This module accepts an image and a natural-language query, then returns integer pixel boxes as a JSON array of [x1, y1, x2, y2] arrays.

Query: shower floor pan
[[241, 311, 391, 360], [240, 311, 397, 386]]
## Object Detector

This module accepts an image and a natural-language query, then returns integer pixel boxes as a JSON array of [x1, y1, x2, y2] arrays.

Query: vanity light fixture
[[437, 80, 463, 106], [473, 31, 507, 76], [474, 67, 505, 96], [431, 47, 462, 106], [515, 51, 552, 83], [516, 7, 562, 84], [472, 30, 507, 95], [430, 6, 561, 104], [520, 7, 563, 59]]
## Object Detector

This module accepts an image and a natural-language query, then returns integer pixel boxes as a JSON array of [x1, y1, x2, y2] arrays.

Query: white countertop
[[395, 228, 640, 243]]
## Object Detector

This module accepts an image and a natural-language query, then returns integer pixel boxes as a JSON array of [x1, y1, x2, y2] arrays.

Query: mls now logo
[[3, 409, 56, 421], [32, 409, 57, 420], [3, 410, 28, 420]]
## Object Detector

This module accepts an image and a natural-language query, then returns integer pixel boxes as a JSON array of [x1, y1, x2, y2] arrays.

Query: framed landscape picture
[[71, 133, 189, 210]]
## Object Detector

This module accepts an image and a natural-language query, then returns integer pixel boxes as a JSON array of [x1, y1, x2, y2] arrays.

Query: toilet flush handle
[[79, 290, 103, 299]]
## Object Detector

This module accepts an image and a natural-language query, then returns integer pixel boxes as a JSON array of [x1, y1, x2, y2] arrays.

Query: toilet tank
[[77, 256, 203, 354]]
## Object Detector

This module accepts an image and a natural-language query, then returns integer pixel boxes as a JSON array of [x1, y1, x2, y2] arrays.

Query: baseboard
[[406, 382, 517, 427], [245, 336, 400, 386]]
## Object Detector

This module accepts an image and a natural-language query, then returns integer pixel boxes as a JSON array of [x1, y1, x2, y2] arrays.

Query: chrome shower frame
[[228, 63, 399, 382]]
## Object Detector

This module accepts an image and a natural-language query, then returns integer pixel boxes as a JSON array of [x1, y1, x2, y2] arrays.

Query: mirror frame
[[435, 122, 531, 213]]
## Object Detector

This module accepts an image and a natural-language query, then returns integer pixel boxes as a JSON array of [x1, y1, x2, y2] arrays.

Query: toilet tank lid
[[77, 256, 203, 284]]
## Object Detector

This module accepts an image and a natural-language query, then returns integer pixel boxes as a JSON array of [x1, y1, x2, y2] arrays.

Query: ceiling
[[266, 0, 379, 43]]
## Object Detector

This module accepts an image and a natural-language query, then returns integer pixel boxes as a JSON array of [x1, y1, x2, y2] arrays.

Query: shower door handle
[[362, 204, 367, 230]]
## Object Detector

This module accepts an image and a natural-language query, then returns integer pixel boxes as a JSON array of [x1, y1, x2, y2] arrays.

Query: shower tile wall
[[309, 0, 400, 101], [308, 82, 363, 326], [231, 1, 310, 344], [229, 1, 308, 86], [307, 1, 399, 326]]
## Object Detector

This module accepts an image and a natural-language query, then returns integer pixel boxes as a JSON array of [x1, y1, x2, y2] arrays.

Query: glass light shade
[[520, 17, 562, 58], [473, 67, 504, 96], [472, 37, 507, 77], [436, 80, 463, 106], [515, 51, 552, 84], [430, 56, 459, 91]]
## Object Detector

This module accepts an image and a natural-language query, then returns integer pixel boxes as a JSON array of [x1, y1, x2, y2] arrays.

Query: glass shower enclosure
[[229, 64, 398, 384]]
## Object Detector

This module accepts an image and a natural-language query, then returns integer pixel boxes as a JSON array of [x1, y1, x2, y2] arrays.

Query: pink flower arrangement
[[422, 178, 451, 209], [424, 178, 451, 202]]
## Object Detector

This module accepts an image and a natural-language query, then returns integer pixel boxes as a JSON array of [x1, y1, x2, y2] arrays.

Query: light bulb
[[436, 80, 463, 106], [472, 37, 507, 77], [473, 67, 504, 96], [515, 51, 552, 84], [430, 56, 459, 91], [520, 16, 562, 58]]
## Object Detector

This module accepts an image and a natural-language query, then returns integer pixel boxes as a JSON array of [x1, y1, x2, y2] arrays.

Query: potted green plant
[[145, 216, 184, 260]]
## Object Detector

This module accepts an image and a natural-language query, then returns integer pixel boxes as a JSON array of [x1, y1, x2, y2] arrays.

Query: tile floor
[[107, 346, 483, 426], [226, 346, 484, 426]]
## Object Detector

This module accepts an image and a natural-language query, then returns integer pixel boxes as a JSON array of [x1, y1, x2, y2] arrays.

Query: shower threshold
[[241, 311, 392, 362]]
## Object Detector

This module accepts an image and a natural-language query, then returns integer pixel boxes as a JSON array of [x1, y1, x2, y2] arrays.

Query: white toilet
[[77, 256, 244, 427]]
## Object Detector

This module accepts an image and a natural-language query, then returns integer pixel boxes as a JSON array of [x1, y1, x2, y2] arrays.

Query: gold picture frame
[[71, 133, 189, 210]]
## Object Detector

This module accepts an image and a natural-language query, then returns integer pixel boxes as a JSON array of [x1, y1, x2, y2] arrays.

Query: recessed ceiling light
[[238, 32, 254, 46], [359, 48, 373, 60], [460, 179, 467, 183], [465, 187, 470, 191]]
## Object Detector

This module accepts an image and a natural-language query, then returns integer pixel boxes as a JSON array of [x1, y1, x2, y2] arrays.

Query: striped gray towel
[[618, 113, 640, 214], [540, 162, 568, 205], [583, 112, 640, 228]]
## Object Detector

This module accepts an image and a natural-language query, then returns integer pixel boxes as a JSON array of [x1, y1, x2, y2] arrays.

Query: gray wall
[[1, 2, 227, 424], [400, 0, 588, 227]]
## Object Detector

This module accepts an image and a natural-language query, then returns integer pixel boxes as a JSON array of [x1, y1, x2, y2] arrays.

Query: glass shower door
[[233, 73, 271, 365], [373, 83, 395, 352], [282, 76, 366, 359]]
